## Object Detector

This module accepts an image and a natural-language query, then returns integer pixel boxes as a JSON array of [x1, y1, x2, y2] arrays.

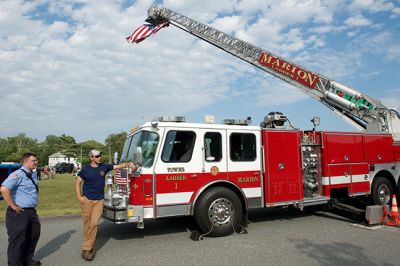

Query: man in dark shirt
[[75, 149, 135, 261]]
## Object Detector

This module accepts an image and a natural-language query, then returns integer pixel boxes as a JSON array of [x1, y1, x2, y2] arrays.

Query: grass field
[[0, 173, 81, 221]]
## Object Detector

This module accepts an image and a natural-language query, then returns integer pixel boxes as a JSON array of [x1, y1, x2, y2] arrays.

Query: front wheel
[[194, 187, 243, 237], [371, 177, 393, 205]]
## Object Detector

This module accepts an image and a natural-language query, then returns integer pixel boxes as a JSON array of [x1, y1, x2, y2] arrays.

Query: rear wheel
[[194, 187, 242, 237], [398, 183, 400, 202], [371, 178, 393, 205]]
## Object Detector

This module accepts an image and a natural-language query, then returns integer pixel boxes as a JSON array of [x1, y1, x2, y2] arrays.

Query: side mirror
[[134, 147, 143, 166], [113, 152, 119, 164]]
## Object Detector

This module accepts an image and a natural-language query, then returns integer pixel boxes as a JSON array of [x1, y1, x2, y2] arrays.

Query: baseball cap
[[89, 149, 101, 157]]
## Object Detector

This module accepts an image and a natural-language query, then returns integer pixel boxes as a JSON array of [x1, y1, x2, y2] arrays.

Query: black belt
[[8, 206, 36, 210]]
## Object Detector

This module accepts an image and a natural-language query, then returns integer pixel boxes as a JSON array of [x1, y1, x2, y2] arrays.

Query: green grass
[[0, 173, 81, 221]]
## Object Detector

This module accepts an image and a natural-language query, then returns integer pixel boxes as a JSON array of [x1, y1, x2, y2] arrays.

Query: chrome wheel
[[208, 198, 233, 225], [194, 187, 242, 236], [378, 184, 391, 204]]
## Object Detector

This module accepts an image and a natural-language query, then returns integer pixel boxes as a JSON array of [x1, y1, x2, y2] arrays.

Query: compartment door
[[264, 130, 303, 204]]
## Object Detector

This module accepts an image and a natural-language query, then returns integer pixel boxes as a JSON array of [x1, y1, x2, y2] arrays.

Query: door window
[[230, 133, 256, 161], [204, 132, 222, 162], [161, 131, 196, 162]]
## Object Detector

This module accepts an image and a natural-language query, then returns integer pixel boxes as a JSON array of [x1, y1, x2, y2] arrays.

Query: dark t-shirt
[[79, 163, 113, 200]]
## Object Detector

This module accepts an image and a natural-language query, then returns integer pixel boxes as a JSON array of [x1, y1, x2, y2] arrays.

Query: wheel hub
[[208, 198, 233, 225], [378, 184, 391, 204]]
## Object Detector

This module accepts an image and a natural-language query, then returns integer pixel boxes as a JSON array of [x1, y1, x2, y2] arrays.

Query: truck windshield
[[121, 131, 159, 168]]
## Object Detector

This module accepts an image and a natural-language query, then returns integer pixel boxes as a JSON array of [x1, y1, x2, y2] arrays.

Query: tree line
[[0, 132, 127, 166]]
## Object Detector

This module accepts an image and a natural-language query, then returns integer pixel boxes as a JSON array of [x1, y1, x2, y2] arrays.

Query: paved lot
[[1, 208, 399, 266]]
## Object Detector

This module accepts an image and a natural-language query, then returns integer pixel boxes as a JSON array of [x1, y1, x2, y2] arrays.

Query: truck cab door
[[153, 128, 202, 217], [226, 129, 262, 207], [200, 129, 228, 180]]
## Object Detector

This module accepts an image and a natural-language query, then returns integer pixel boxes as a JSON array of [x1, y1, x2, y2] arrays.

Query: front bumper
[[102, 202, 144, 225]]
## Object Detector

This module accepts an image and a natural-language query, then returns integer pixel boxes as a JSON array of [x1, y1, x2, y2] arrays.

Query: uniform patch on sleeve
[[12, 172, 19, 178]]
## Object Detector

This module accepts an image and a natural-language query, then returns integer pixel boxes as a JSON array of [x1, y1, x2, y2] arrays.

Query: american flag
[[126, 22, 168, 44], [114, 169, 127, 185]]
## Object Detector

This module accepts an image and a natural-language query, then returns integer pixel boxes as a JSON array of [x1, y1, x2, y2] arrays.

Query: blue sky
[[1, 0, 399, 142]]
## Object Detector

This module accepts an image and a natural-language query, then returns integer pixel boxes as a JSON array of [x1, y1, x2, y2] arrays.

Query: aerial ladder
[[145, 6, 400, 140]]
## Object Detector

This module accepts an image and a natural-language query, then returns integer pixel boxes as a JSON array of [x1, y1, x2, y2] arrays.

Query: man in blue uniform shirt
[[1, 153, 41, 266], [75, 149, 136, 261]]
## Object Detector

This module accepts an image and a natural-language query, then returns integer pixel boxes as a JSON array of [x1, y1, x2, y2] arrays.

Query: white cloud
[[0, 0, 251, 140], [309, 24, 347, 34], [163, 0, 235, 22], [210, 16, 245, 34], [360, 70, 380, 79], [348, 0, 394, 13], [347, 30, 359, 37], [347, 31, 400, 60], [344, 14, 373, 27], [381, 90, 400, 108], [236, 0, 337, 25], [391, 7, 400, 18], [293, 49, 363, 80], [254, 78, 308, 107], [0, 0, 399, 141], [310, 25, 333, 34]]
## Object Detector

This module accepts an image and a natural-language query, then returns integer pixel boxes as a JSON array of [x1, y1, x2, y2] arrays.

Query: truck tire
[[398, 182, 400, 202], [371, 177, 393, 205], [194, 187, 242, 237]]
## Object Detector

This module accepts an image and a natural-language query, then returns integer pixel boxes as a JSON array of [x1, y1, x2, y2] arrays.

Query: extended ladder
[[146, 6, 400, 139]]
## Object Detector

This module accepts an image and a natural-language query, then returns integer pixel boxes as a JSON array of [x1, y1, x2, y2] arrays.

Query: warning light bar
[[153, 116, 186, 122], [222, 117, 252, 126]]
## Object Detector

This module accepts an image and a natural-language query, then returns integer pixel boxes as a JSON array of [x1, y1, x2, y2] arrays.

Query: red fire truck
[[102, 6, 400, 237]]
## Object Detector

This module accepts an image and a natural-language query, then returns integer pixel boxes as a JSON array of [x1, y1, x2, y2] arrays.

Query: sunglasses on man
[[93, 155, 101, 158]]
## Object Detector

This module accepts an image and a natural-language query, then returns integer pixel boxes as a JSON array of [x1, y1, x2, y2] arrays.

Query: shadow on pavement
[[291, 238, 392, 266], [95, 207, 360, 251], [96, 216, 196, 251], [247, 207, 314, 224], [312, 209, 363, 223], [248, 205, 363, 225], [94, 206, 364, 251], [35, 229, 76, 260]]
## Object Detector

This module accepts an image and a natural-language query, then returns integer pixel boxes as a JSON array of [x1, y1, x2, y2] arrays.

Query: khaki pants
[[80, 197, 103, 251]]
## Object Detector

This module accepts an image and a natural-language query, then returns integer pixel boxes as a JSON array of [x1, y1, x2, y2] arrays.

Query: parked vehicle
[[54, 162, 74, 174], [0, 163, 21, 200]]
